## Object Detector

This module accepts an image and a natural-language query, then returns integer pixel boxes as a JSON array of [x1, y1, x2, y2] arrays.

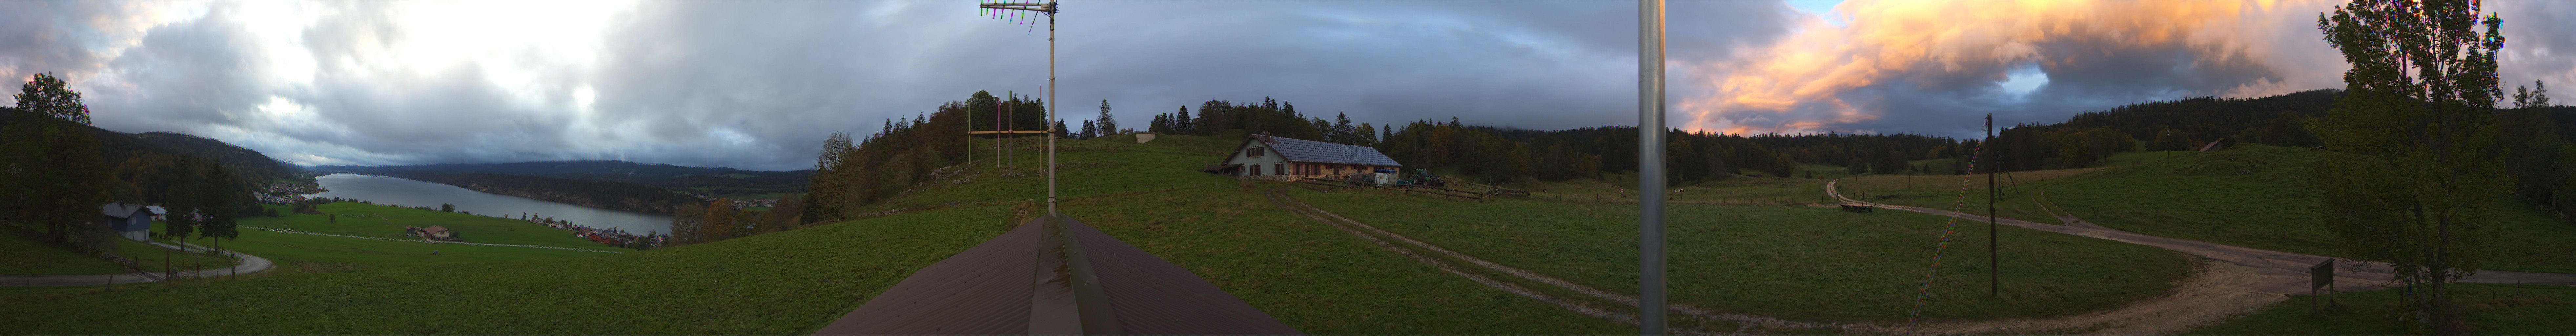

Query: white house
[[1204, 134, 1402, 181]]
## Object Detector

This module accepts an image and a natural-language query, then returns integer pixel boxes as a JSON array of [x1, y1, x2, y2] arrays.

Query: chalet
[[99, 203, 158, 241], [1204, 134, 1401, 182]]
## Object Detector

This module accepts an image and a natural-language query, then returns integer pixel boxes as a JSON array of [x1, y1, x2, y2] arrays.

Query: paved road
[[1824, 179, 2576, 296], [0, 240, 274, 287]]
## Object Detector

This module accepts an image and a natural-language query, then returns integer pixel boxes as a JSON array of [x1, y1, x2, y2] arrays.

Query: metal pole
[[1987, 114, 1998, 296], [1636, 0, 1667, 334], [1046, 4, 1058, 216]]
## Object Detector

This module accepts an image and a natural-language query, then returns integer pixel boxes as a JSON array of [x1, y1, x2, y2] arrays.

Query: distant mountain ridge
[[311, 160, 814, 199], [0, 107, 301, 185]]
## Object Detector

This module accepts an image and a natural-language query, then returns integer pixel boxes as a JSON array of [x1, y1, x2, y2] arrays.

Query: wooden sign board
[[2311, 259, 2334, 290]]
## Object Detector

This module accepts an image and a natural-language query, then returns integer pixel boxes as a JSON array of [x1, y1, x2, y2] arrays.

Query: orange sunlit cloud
[[1679, 0, 2341, 135]]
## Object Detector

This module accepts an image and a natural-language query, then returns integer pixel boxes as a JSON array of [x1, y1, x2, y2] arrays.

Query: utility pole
[[1987, 114, 1998, 296], [1637, 0, 1668, 334]]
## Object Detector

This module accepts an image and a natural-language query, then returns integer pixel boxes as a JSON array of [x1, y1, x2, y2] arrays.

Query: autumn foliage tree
[[2315, 0, 2506, 332]]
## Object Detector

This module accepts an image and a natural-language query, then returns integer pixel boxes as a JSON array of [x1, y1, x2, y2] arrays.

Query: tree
[[194, 164, 241, 242], [440, 203, 456, 212], [1079, 119, 1097, 139], [2152, 128, 2192, 151], [2315, 1, 2507, 332], [1, 76, 111, 252], [14, 72, 91, 125], [1332, 112, 1356, 144], [1173, 106, 1193, 135], [2535, 80, 2551, 107], [1096, 99, 1117, 136]]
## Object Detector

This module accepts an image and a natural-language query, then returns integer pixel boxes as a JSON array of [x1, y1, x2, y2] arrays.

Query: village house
[[99, 203, 158, 241], [1204, 134, 1401, 182]]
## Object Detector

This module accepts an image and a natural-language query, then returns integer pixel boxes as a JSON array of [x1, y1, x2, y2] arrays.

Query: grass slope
[[2042, 144, 2576, 273], [889, 132, 1621, 333], [0, 204, 1014, 334], [0, 228, 238, 275], [2185, 284, 2576, 335], [1288, 188, 2194, 321], [248, 202, 609, 250], [4, 132, 1622, 334]]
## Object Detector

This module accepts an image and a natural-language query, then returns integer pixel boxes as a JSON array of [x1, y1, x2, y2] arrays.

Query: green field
[[1, 132, 1625, 334], [0, 228, 239, 275], [0, 204, 1014, 334], [1286, 187, 2195, 321], [2037, 145, 2576, 273], [2185, 284, 2576, 335], [888, 132, 1622, 333], [249, 202, 610, 251]]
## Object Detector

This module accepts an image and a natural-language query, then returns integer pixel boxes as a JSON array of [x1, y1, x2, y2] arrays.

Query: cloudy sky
[[5, 0, 2574, 171]]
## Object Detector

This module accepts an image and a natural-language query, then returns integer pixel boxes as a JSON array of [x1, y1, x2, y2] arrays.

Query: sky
[[4, 0, 2575, 171]]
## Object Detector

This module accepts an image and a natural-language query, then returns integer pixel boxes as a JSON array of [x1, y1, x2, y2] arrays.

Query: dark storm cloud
[[46, 1, 2571, 171]]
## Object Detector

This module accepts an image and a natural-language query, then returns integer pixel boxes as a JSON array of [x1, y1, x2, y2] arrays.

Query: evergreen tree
[[1333, 112, 1356, 144], [1174, 106, 1194, 135], [1096, 99, 1117, 136], [1079, 119, 1096, 139]]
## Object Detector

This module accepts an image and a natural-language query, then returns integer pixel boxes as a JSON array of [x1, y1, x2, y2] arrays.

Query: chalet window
[[1249, 147, 1264, 157], [1252, 165, 1261, 175], [1275, 163, 1284, 176]]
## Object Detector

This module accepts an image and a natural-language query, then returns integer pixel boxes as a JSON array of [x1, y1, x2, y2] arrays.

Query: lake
[[304, 173, 674, 234]]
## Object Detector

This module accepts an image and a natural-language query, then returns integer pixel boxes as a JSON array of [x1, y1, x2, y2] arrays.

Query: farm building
[[99, 203, 158, 241], [1202, 134, 1401, 181]]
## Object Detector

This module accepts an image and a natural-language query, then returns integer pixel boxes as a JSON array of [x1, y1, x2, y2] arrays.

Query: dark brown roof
[[422, 226, 449, 235], [812, 216, 1300, 336]]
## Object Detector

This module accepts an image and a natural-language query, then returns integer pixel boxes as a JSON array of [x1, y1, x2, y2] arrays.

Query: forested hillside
[[1, 104, 267, 254]]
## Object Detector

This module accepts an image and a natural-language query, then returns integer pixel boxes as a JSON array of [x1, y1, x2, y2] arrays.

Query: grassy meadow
[[2185, 284, 2576, 335], [0, 228, 239, 275], [1285, 187, 2195, 322], [0, 204, 1014, 334], [875, 132, 1624, 333], [2038, 145, 2576, 273], [244, 202, 610, 251], [2, 132, 1626, 335]]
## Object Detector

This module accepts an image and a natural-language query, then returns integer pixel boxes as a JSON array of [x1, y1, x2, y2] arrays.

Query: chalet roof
[[99, 203, 156, 218], [422, 226, 450, 235], [1241, 134, 1401, 167], [812, 217, 1300, 335]]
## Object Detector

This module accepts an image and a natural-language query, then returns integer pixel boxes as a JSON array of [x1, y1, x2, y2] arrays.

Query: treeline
[[1380, 122, 1959, 185], [385, 172, 704, 215], [1981, 90, 2341, 171], [2498, 82, 2576, 219]]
